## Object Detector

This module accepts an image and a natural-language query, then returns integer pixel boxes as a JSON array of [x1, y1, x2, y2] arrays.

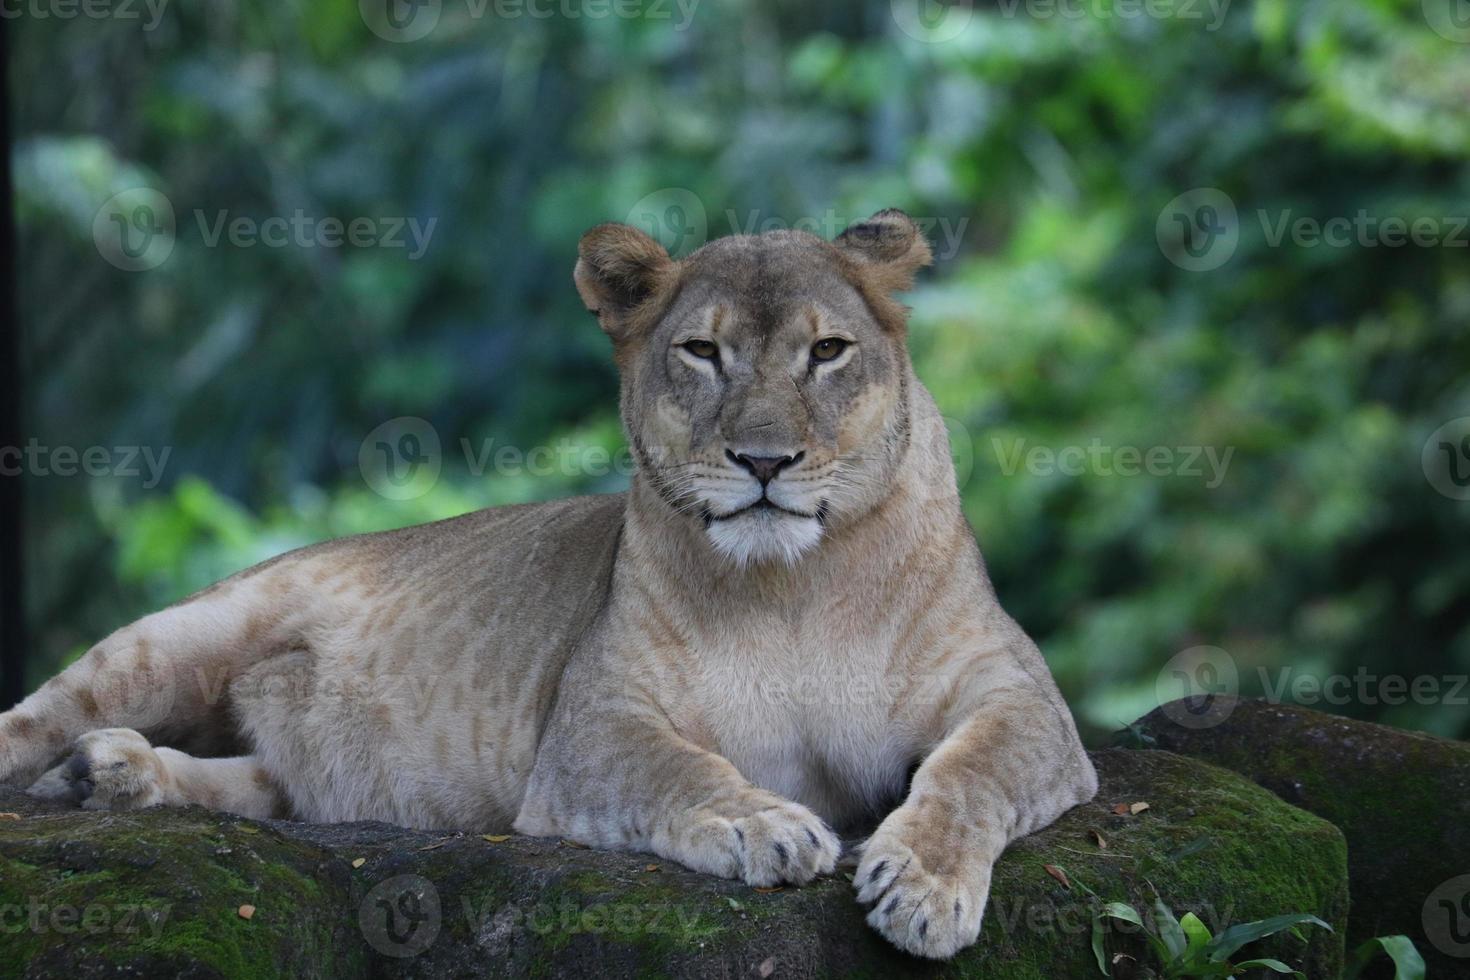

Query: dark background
[[6, 0, 1470, 743]]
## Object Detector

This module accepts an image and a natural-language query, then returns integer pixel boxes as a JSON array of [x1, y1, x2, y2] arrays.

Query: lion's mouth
[[703, 498, 827, 525]]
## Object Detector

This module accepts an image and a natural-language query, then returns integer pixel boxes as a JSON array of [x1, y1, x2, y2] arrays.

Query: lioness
[[0, 210, 1096, 959]]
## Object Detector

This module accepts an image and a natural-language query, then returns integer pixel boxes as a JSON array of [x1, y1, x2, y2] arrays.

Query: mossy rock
[[0, 749, 1346, 978], [1135, 696, 1470, 976]]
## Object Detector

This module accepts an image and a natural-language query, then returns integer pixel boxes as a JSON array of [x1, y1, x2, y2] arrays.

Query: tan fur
[[0, 211, 1095, 959]]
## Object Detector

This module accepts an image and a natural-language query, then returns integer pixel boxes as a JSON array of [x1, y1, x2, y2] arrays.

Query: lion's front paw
[[27, 728, 169, 811], [854, 818, 993, 959], [681, 799, 841, 887]]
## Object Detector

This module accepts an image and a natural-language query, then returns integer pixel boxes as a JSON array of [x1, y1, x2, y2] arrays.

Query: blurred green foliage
[[11, 0, 1470, 741]]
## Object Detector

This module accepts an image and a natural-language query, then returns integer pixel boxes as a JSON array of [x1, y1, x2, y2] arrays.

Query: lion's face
[[574, 210, 932, 567]]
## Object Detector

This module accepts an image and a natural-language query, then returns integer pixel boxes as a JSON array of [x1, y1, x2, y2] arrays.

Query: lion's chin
[[705, 507, 825, 569]]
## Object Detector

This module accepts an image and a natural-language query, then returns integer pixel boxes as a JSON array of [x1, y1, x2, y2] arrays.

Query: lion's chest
[[679, 625, 920, 831]]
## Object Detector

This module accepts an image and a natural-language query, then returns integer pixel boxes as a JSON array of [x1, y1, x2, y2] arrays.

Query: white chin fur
[[705, 509, 824, 568]]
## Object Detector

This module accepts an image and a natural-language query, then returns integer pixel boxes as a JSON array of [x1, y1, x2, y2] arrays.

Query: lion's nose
[[727, 450, 803, 486]]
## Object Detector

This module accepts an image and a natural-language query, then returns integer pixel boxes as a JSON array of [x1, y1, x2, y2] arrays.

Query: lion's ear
[[833, 209, 933, 293], [574, 223, 676, 340]]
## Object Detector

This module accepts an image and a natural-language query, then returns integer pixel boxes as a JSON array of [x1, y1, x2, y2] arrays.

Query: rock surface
[[0, 749, 1345, 978], [1134, 696, 1470, 976]]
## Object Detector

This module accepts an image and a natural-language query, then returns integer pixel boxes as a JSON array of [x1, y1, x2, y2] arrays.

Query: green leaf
[[1233, 958, 1305, 978], [1092, 914, 1110, 976], [1343, 935, 1426, 980], [1169, 964, 1234, 978], [1099, 902, 1146, 928], [1155, 898, 1187, 961], [1097, 902, 1171, 965], [1205, 914, 1332, 962], [1180, 911, 1212, 956]]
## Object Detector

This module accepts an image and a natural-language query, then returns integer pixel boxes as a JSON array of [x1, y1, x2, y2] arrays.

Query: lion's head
[[574, 209, 933, 567]]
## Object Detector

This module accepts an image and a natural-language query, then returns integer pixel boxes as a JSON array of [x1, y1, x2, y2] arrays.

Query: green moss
[[0, 750, 1348, 978], [958, 749, 1348, 979], [0, 808, 358, 979], [1136, 697, 1469, 975]]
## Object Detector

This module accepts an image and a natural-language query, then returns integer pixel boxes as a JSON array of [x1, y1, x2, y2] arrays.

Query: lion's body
[[0, 212, 1096, 959], [220, 493, 625, 829]]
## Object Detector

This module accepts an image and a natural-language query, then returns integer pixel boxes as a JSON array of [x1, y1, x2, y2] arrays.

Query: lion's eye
[[811, 338, 849, 363], [683, 339, 719, 360]]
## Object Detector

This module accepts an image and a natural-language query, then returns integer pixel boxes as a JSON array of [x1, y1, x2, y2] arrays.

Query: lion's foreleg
[[853, 679, 1097, 959], [514, 684, 841, 887]]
